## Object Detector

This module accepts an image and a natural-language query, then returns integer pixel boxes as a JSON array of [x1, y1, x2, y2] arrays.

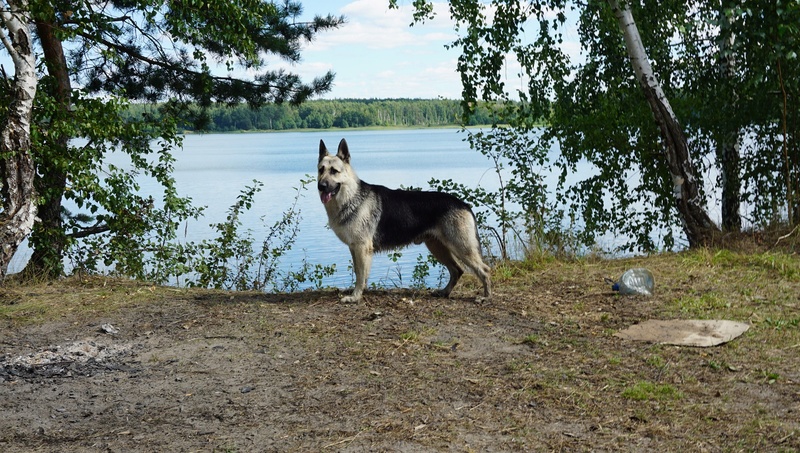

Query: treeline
[[126, 99, 501, 132]]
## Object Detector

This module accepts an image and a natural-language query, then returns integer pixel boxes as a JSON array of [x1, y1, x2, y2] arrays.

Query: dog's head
[[317, 138, 354, 205]]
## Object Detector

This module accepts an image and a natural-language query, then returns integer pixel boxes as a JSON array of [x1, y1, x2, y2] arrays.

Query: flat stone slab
[[614, 319, 750, 347]]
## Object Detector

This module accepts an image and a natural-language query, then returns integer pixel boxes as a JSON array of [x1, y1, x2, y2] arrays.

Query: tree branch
[[73, 28, 298, 93], [69, 222, 111, 239]]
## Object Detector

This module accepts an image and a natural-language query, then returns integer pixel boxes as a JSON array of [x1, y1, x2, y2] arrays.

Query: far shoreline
[[180, 124, 493, 135]]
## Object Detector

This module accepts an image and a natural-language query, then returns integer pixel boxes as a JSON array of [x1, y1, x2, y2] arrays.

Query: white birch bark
[[716, 13, 742, 231], [0, 0, 38, 279], [608, 0, 718, 246]]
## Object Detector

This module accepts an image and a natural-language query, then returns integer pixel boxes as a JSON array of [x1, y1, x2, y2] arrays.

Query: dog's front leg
[[341, 242, 373, 304]]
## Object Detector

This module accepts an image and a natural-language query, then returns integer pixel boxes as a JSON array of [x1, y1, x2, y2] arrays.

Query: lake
[[10, 128, 696, 289], [10, 129, 513, 289]]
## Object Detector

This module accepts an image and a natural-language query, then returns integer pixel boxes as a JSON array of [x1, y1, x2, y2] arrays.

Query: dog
[[317, 138, 491, 303]]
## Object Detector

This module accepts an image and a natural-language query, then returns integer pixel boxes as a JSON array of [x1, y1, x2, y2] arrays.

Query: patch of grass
[[748, 252, 800, 280], [763, 316, 800, 330], [0, 276, 165, 324], [682, 248, 800, 281], [519, 334, 540, 346], [621, 381, 683, 401], [506, 359, 535, 373], [674, 292, 731, 317], [645, 354, 666, 370], [399, 330, 420, 342]]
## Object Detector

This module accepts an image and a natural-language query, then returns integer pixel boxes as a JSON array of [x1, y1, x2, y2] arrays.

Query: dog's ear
[[318, 140, 329, 162], [337, 138, 350, 163]]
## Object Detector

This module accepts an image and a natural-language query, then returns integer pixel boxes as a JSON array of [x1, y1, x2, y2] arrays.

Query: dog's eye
[[330, 168, 339, 175]]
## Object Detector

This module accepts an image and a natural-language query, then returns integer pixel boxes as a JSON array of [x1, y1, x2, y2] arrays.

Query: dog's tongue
[[320, 191, 333, 204]]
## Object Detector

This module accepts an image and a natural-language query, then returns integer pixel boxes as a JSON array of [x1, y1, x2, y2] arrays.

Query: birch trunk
[[0, 0, 38, 280], [24, 19, 72, 278], [716, 9, 742, 232], [608, 0, 719, 247]]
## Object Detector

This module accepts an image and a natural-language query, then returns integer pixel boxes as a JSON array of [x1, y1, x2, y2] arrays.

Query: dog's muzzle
[[318, 181, 340, 204]]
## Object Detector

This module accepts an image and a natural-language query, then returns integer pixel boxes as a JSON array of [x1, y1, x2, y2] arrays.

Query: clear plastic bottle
[[611, 268, 655, 296]]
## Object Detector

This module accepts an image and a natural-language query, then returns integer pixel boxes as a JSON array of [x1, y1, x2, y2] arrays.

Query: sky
[[271, 0, 583, 100], [270, 0, 468, 99]]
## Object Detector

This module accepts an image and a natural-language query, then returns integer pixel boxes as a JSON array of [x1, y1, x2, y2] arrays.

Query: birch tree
[[714, 9, 742, 232], [607, 0, 718, 246], [0, 0, 37, 279]]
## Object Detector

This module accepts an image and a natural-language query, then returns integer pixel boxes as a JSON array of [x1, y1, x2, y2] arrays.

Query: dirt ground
[[1, 254, 799, 452]]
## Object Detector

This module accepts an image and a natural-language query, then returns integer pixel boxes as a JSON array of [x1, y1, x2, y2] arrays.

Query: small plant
[[520, 334, 540, 346], [388, 250, 404, 287], [760, 370, 780, 384], [387, 251, 402, 263], [621, 381, 682, 401], [280, 261, 337, 292], [172, 176, 336, 292], [400, 331, 420, 342], [410, 253, 432, 290]]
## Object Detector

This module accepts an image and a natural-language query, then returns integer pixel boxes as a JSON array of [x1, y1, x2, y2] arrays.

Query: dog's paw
[[340, 294, 362, 304], [475, 295, 491, 305]]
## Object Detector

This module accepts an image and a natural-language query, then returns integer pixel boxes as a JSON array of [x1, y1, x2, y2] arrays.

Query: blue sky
[[273, 0, 582, 100], [276, 0, 466, 99]]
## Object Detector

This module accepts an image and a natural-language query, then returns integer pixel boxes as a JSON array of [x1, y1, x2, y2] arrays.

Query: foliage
[[5, 0, 343, 280], [71, 176, 336, 291], [397, 0, 800, 253], [40, 92, 202, 280], [428, 128, 575, 261], [180, 177, 336, 291], [51, 0, 344, 109], [685, 1, 800, 226]]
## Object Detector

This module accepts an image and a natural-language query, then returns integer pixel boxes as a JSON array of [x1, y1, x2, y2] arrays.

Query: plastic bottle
[[611, 268, 655, 296]]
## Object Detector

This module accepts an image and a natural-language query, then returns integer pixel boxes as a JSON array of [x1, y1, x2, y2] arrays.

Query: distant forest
[[125, 99, 501, 132]]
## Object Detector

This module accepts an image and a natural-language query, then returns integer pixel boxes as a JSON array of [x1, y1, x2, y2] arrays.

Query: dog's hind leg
[[443, 213, 492, 300], [451, 244, 491, 300], [425, 238, 464, 297], [342, 242, 373, 304], [463, 251, 492, 299]]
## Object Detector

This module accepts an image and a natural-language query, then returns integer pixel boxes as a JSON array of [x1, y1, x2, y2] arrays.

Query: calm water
[[11, 128, 704, 288], [10, 129, 510, 289]]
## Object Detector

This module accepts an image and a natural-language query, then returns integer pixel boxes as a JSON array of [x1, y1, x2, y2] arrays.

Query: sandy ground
[[1, 265, 799, 452]]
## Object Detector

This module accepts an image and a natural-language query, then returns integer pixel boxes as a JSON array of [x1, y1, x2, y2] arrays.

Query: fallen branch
[[773, 224, 799, 247]]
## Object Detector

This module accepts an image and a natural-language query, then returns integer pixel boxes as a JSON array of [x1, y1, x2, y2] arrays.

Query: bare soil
[[1, 252, 799, 452]]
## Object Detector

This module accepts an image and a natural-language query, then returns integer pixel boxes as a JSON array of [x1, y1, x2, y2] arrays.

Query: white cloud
[[269, 0, 583, 99], [304, 0, 456, 51]]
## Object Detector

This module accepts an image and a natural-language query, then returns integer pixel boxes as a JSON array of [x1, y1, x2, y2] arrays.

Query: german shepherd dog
[[317, 138, 491, 303]]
